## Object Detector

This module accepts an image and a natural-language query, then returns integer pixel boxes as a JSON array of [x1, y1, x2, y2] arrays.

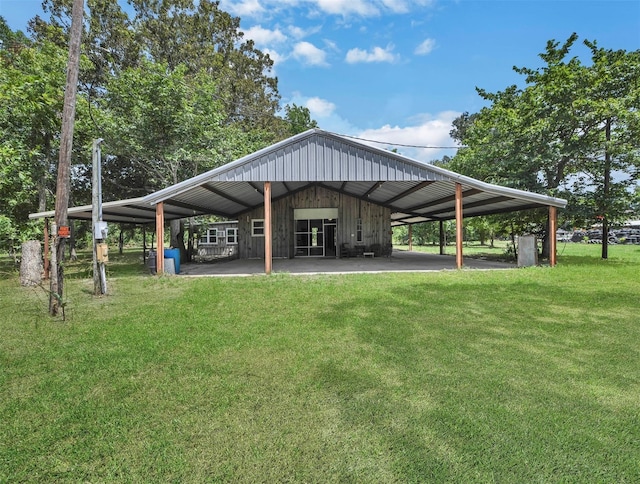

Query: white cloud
[[357, 111, 461, 162], [243, 25, 287, 46], [284, 96, 460, 162], [415, 38, 436, 55], [288, 25, 307, 39], [306, 97, 336, 118], [220, 0, 265, 18], [306, 0, 436, 16], [222, 0, 436, 19], [345, 45, 397, 64], [287, 92, 354, 133], [287, 24, 322, 39], [323, 39, 340, 52], [380, 0, 409, 13], [293, 41, 329, 66], [313, 0, 379, 16]]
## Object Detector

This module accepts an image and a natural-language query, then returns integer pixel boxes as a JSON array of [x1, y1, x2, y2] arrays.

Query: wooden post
[[408, 224, 413, 251], [49, 222, 58, 314], [156, 202, 165, 274], [264, 181, 272, 275], [49, 0, 84, 315], [549, 206, 557, 267], [455, 183, 463, 269], [439, 220, 445, 255], [44, 218, 50, 280]]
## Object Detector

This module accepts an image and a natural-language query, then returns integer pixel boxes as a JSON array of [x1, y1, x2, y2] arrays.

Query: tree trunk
[[187, 218, 194, 262], [602, 118, 611, 260], [20, 241, 43, 287], [170, 219, 186, 260], [69, 220, 76, 259], [38, 173, 47, 212], [37, 135, 52, 212]]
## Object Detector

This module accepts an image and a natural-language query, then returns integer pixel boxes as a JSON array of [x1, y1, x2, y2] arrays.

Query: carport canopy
[[30, 128, 567, 270]]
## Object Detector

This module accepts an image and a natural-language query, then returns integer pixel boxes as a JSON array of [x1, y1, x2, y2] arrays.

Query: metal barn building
[[30, 129, 567, 274]]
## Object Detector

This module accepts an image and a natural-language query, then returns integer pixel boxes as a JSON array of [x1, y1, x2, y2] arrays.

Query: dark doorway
[[324, 222, 337, 257]]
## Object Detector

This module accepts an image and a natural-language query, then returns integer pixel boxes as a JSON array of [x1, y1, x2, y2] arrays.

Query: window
[[227, 228, 237, 245], [252, 219, 265, 237], [295, 218, 327, 257], [356, 218, 363, 243], [199, 228, 218, 245]]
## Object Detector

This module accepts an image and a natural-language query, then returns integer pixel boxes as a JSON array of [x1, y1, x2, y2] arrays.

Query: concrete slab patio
[[178, 249, 515, 277]]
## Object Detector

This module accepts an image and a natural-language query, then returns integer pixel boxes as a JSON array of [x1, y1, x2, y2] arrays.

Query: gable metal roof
[[30, 128, 566, 225]]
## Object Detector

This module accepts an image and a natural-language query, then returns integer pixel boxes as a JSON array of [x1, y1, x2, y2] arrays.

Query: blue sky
[[2, 0, 639, 161]]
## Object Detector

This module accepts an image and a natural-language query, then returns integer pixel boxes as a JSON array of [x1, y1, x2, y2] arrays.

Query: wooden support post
[[408, 224, 413, 251], [156, 202, 165, 274], [549, 206, 557, 267], [44, 218, 50, 280], [455, 183, 463, 269], [439, 220, 445, 255], [264, 181, 272, 275]]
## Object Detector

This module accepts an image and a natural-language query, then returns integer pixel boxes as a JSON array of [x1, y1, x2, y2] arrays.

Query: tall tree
[[577, 42, 640, 258], [0, 20, 68, 241], [36, 0, 281, 130], [284, 103, 318, 135], [449, 111, 478, 144], [449, 34, 640, 259], [99, 61, 230, 192]]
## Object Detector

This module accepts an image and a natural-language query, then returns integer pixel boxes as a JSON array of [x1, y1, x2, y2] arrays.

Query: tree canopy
[[448, 34, 640, 258], [0, 3, 317, 250]]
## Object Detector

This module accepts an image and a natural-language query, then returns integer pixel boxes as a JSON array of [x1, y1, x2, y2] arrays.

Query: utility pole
[[92, 139, 108, 295], [50, 0, 84, 316]]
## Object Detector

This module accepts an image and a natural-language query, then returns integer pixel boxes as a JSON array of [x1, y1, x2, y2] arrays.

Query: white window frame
[[252, 219, 265, 237], [356, 218, 363, 243], [199, 228, 218, 245], [227, 227, 238, 245]]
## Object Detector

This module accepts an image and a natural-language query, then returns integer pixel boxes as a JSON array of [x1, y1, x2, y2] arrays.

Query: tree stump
[[20, 240, 43, 286]]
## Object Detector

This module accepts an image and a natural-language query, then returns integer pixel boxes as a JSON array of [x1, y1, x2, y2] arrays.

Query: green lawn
[[1, 244, 639, 482]]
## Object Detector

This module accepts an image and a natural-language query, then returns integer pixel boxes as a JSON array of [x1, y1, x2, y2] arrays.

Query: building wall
[[237, 185, 391, 259], [196, 221, 239, 259]]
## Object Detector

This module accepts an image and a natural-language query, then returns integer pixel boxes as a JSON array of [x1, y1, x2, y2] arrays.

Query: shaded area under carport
[[178, 249, 515, 277]]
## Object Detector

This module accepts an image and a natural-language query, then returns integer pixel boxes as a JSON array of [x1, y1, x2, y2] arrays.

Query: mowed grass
[[1, 245, 639, 482]]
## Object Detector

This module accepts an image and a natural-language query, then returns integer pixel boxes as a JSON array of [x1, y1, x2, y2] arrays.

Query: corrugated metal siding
[[211, 133, 448, 183]]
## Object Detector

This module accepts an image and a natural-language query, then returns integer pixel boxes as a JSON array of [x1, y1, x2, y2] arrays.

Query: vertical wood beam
[[549, 206, 557, 267], [264, 182, 272, 275], [455, 183, 463, 269], [439, 220, 445, 255], [408, 224, 413, 251], [156, 202, 165, 274], [44, 218, 50, 280]]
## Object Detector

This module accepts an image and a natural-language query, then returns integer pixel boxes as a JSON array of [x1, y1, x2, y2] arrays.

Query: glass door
[[324, 221, 337, 257], [295, 218, 326, 257]]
